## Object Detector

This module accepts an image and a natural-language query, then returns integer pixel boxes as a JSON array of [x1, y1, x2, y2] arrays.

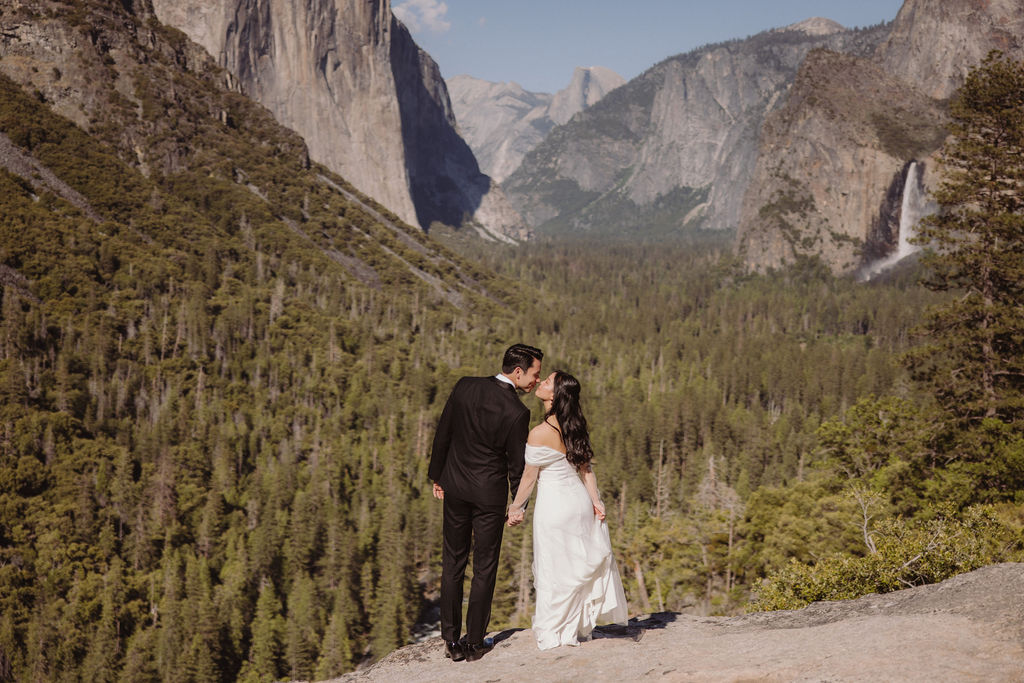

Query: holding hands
[[507, 505, 526, 527]]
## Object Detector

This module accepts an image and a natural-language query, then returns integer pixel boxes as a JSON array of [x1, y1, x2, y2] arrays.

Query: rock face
[[737, 0, 1024, 274], [876, 0, 1024, 100], [547, 66, 626, 127], [502, 21, 890, 237], [447, 67, 624, 183], [0, 0, 224, 172], [776, 17, 847, 36], [447, 76, 552, 185], [0, 0, 481, 297], [150, 0, 528, 238], [735, 50, 947, 274], [328, 563, 1024, 682]]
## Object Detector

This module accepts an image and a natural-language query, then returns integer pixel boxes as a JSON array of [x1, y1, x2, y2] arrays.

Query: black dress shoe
[[444, 639, 465, 661], [462, 637, 493, 662]]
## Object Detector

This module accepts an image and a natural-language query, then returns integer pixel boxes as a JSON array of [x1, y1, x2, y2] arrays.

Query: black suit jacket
[[429, 376, 530, 507]]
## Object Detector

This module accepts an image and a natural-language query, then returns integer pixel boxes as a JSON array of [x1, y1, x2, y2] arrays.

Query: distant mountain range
[[3, 0, 1021, 272], [486, 0, 1024, 273], [500, 18, 890, 241], [447, 67, 625, 182]]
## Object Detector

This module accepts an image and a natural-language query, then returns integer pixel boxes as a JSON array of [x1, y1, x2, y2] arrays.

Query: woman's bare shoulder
[[526, 422, 548, 444], [527, 421, 562, 449]]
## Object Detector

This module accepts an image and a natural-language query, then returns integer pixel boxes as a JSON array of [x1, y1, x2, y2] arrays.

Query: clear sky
[[393, 0, 906, 93]]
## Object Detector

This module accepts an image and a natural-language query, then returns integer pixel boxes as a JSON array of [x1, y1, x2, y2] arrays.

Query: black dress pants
[[440, 495, 506, 644]]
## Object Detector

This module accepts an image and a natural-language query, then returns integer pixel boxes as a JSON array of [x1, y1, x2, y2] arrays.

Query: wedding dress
[[525, 444, 628, 649]]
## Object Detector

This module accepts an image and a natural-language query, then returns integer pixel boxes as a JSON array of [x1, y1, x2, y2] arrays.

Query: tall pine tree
[[908, 51, 1024, 497], [910, 51, 1024, 425]]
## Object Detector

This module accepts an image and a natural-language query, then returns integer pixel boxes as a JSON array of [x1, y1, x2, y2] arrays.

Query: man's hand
[[507, 506, 525, 527], [432, 482, 444, 500]]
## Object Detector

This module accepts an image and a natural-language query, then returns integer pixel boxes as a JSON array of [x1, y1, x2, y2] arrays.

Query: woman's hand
[[507, 505, 526, 527], [593, 500, 606, 520]]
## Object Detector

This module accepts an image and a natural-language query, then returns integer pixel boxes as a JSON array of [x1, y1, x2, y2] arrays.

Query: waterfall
[[862, 162, 927, 280], [895, 161, 923, 259]]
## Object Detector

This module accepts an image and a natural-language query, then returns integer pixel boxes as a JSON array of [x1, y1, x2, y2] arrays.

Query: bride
[[507, 370, 628, 649]]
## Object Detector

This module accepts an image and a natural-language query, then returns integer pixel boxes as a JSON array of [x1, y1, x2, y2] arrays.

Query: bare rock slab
[[327, 563, 1024, 682]]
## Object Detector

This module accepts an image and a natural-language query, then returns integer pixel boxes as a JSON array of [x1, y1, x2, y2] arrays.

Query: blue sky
[[394, 0, 905, 93]]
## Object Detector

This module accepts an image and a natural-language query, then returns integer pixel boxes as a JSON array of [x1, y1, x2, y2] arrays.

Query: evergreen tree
[[314, 588, 356, 680], [156, 549, 185, 680], [182, 555, 222, 682], [910, 52, 1024, 430], [284, 572, 321, 680], [81, 557, 127, 683], [368, 499, 416, 660], [0, 615, 13, 682], [119, 627, 159, 682], [242, 579, 285, 682]]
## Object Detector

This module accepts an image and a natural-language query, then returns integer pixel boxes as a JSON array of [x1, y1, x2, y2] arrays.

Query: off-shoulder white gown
[[525, 444, 628, 649]]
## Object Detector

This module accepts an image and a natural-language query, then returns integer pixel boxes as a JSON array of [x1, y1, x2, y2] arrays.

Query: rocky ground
[[326, 563, 1024, 682]]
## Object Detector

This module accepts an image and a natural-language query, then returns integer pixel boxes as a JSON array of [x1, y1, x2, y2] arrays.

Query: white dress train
[[526, 444, 628, 649]]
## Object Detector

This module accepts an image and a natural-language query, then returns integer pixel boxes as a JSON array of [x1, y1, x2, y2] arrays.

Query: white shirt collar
[[495, 373, 516, 387]]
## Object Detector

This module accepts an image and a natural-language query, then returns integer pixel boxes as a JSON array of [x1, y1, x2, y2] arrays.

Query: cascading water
[[862, 161, 928, 280]]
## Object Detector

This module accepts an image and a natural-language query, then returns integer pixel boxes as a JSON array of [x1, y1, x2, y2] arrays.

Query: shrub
[[750, 505, 1019, 611]]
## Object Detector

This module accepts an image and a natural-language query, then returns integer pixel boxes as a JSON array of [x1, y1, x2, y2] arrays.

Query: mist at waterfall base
[[861, 162, 931, 281]]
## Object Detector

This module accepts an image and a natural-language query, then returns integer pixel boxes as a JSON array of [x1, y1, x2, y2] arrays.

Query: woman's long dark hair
[[546, 371, 594, 470]]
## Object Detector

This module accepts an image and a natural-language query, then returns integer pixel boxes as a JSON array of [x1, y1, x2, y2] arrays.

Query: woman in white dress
[[506, 370, 628, 649]]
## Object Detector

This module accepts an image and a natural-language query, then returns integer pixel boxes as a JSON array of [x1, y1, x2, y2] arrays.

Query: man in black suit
[[429, 343, 543, 662]]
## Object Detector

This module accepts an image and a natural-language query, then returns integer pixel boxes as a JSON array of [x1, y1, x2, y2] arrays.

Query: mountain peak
[[549, 66, 625, 126], [777, 17, 847, 35], [447, 66, 623, 182]]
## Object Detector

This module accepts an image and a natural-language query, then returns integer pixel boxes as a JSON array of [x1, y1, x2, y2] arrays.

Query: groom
[[429, 343, 543, 662]]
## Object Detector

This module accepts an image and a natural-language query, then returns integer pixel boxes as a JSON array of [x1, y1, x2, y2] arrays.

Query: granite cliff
[[736, 0, 1024, 274], [0, 0, 484, 293], [149, 0, 528, 239], [448, 66, 625, 183], [735, 49, 947, 274], [502, 19, 890, 238], [876, 0, 1024, 100]]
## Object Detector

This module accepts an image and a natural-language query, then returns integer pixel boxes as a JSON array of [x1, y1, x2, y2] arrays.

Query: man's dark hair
[[502, 343, 543, 374]]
